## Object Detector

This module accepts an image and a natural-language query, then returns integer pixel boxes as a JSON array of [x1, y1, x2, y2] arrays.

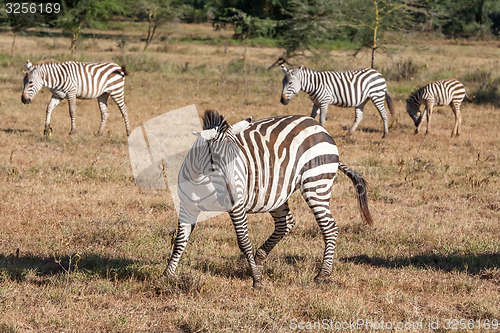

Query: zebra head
[[406, 97, 422, 127], [22, 60, 43, 104], [193, 110, 251, 210], [280, 64, 303, 105]]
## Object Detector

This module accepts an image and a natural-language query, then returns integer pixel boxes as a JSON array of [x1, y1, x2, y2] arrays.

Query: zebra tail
[[385, 90, 395, 117], [121, 65, 129, 76], [465, 92, 473, 103], [338, 162, 373, 225]]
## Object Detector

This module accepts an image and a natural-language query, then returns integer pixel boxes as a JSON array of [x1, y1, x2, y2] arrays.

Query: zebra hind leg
[[255, 202, 296, 274], [300, 180, 338, 283], [110, 92, 131, 136], [96, 94, 110, 136], [371, 96, 389, 138]]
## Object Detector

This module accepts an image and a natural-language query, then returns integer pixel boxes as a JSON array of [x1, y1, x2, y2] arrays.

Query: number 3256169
[[5, 2, 61, 14]]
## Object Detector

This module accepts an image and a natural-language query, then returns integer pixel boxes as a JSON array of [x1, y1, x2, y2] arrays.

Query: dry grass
[[0, 23, 499, 332]]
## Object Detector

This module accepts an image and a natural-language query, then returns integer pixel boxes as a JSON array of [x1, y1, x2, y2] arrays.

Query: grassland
[[0, 23, 499, 332]]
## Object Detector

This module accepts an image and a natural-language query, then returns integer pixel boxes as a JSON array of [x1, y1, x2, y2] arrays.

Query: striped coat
[[406, 79, 472, 137], [280, 65, 395, 138], [22, 60, 130, 136], [165, 110, 373, 288]]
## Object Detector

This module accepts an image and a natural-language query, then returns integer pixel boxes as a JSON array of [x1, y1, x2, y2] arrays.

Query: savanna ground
[[0, 22, 499, 332]]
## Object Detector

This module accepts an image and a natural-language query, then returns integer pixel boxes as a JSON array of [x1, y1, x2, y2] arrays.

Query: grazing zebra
[[164, 110, 373, 288], [280, 65, 395, 138], [406, 79, 473, 137], [21, 60, 131, 136]]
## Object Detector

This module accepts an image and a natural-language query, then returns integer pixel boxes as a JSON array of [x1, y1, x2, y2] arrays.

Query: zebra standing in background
[[406, 79, 473, 137], [280, 65, 395, 138], [164, 110, 373, 288], [21, 60, 131, 136]]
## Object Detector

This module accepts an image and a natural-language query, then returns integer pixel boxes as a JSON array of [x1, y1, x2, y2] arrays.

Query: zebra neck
[[299, 71, 318, 95], [39, 66, 53, 89]]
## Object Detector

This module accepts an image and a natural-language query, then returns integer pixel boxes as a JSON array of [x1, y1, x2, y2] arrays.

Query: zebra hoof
[[95, 131, 103, 136], [314, 274, 331, 284], [43, 127, 53, 136], [69, 129, 78, 135], [253, 280, 265, 290], [254, 249, 267, 267]]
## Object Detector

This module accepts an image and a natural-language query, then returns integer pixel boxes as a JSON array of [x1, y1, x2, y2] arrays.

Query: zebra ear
[[281, 64, 287, 73], [26, 60, 33, 71], [193, 128, 218, 141], [232, 118, 251, 135], [299, 65, 304, 71]]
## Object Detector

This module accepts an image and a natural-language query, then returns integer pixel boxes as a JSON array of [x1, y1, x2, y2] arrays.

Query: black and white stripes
[[22, 60, 131, 136], [164, 110, 373, 288], [406, 79, 472, 137], [280, 65, 395, 138]]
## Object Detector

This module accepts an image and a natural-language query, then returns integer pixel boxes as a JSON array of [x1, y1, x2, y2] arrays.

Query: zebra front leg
[[255, 202, 296, 271], [44, 96, 62, 136], [163, 206, 199, 277], [110, 92, 131, 136], [96, 94, 110, 136], [425, 104, 434, 135], [67, 94, 77, 135], [229, 206, 263, 289], [310, 104, 320, 119], [416, 109, 427, 134]]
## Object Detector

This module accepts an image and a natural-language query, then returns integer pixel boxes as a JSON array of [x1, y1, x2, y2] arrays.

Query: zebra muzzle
[[21, 95, 31, 104], [280, 96, 289, 105]]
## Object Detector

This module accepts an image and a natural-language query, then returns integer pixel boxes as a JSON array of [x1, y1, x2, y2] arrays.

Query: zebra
[[280, 65, 395, 138], [406, 79, 473, 137], [163, 110, 373, 288], [21, 60, 131, 136]]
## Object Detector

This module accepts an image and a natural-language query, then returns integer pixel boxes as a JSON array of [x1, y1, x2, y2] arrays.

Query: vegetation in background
[[56, 0, 126, 55]]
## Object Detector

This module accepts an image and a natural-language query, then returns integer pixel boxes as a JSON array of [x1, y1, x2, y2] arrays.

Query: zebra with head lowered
[[164, 110, 373, 288], [21, 60, 131, 136], [280, 65, 395, 138], [406, 79, 473, 137]]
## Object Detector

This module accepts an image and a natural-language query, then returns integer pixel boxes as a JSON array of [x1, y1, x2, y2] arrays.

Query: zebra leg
[[229, 206, 263, 289], [416, 108, 427, 134], [163, 204, 199, 277], [318, 104, 329, 126], [348, 103, 367, 135], [110, 92, 131, 136], [96, 94, 110, 136], [371, 96, 389, 138], [255, 202, 296, 270], [300, 181, 338, 283], [451, 102, 461, 137], [44, 96, 62, 136], [310, 104, 320, 119], [425, 104, 434, 135], [68, 93, 77, 135]]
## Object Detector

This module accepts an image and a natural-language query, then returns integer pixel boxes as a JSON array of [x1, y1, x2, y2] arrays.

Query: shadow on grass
[[342, 252, 499, 276], [0, 253, 149, 281], [0, 128, 30, 134]]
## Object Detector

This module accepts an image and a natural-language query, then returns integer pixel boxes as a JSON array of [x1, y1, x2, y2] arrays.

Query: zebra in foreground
[[406, 79, 473, 137], [164, 110, 373, 288], [280, 65, 395, 138], [21, 60, 131, 136]]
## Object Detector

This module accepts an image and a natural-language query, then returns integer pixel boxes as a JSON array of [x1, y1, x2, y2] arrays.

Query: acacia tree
[[57, 0, 125, 55], [339, 0, 409, 68], [133, 0, 177, 51]]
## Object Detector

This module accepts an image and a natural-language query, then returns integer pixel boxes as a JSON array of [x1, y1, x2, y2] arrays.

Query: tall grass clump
[[463, 69, 500, 106], [382, 59, 424, 81]]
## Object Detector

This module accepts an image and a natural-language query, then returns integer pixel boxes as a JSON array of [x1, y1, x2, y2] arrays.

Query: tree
[[0, 0, 51, 57], [57, 0, 125, 55], [339, 0, 409, 68], [132, 0, 177, 51], [276, 0, 338, 62]]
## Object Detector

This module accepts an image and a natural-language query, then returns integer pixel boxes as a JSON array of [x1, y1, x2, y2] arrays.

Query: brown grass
[[0, 23, 499, 332]]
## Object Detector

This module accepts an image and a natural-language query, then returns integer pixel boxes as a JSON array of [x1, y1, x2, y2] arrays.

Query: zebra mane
[[34, 59, 60, 66], [202, 110, 229, 132], [409, 86, 423, 99]]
